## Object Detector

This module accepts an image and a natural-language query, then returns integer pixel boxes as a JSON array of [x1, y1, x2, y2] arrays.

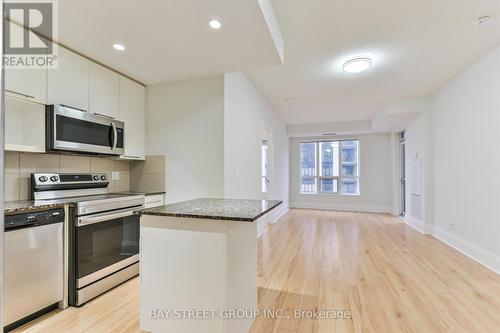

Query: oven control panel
[[32, 173, 108, 185]]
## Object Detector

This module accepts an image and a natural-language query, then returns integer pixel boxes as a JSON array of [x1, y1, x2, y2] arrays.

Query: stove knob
[[38, 176, 48, 182], [100, 175, 107, 181], [93, 175, 100, 181], [50, 176, 59, 182]]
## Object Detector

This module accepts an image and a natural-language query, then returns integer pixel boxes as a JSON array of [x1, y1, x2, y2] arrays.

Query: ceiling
[[57, 0, 283, 85], [246, 0, 500, 124], [56, 0, 500, 125]]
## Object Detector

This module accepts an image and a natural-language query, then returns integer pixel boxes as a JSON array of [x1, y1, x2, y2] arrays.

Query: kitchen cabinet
[[89, 62, 119, 119], [119, 76, 146, 160], [48, 46, 89, 110], [4, 33, 47, 104], [144, 194, 165, 208], [4, 96, 45, 153]]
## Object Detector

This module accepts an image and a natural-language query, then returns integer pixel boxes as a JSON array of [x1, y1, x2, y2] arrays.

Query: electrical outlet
[[111, 171, 120, 181], [449, 223, 456, 231]]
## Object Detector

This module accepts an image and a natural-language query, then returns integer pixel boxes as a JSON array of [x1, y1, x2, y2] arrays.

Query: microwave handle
[[111, 123, 118, 150]]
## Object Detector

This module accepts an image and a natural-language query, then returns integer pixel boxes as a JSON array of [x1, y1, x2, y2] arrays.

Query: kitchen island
[[135, 198, 282, 333]]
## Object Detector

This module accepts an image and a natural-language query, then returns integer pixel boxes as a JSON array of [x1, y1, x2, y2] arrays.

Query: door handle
[[111, 123, 118, 150]]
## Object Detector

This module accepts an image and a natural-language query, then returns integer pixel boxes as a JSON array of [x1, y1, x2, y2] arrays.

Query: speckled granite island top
[[4, 200, 70, 215], [135, 198, 282, 222]]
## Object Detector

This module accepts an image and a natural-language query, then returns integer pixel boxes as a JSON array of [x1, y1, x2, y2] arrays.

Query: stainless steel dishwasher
[[4, 208, 64, 331]]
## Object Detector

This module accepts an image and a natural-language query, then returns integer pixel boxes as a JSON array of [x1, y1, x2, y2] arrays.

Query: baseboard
[[432, 225, 500, 274], [289, 202, 392, 213], [404, 216, 432, 234]]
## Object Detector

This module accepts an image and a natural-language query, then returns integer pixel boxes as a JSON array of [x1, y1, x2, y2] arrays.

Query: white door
[[261, 127, 271, 200]]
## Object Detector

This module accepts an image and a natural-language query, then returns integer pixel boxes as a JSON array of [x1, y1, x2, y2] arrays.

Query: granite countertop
[[134, 198, 283, 222], [4, 199, 71, 215], [4, 191, 165, 215]]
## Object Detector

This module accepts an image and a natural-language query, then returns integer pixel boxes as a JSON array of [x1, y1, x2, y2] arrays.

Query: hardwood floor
[[13, 209, 500, 333]]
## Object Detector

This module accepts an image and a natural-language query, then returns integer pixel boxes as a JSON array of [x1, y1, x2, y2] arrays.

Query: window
[[300, 140, 359, 195]]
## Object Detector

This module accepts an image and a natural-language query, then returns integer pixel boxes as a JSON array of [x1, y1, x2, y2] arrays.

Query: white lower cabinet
[[144, 194, 165, 208]]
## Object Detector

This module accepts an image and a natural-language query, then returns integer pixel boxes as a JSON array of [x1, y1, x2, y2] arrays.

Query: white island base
[[140, 215, 259, 333]]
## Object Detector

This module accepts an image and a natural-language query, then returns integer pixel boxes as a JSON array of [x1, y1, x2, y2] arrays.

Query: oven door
[[47, 104, 124, 155], [75, 206, 141, 288]]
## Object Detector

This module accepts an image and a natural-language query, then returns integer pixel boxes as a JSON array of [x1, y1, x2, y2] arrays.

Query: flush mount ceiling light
[[209, 19, 222, 30], [342, 57, 372, 74], [113, 43, 126, 51], [473, 15, 491, 27]]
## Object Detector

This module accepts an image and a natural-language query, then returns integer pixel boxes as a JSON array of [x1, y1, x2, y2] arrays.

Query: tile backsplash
[[130, 155, 166, 193], [4, 151, 131, 201]]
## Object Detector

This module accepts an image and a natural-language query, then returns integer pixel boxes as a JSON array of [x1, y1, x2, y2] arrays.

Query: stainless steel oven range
[[32, 172, 144, 306]]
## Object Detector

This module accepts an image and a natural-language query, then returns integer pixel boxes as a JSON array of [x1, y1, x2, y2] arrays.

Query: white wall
[[224, 72, 289, 221], [145, 72, 289, 220], [289, 134, 393, 213], [146, 75, 225, 203], [430, 44, 500, 272]]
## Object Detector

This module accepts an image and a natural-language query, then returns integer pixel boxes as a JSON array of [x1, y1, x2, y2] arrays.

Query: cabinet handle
[[5, 89, 34, 99], [123, 155, 142, 159], [60, 104, 87, 112], [93, 112, 115, 119]]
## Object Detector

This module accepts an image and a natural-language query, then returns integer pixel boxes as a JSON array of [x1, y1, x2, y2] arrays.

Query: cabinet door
[[89, 62, 119, 119], [5, 96, 45, 153], [144, 194, 165, 208], [5, 31, 47, 105], [119, 76, 146, 160], [48, 46, 89, 110]]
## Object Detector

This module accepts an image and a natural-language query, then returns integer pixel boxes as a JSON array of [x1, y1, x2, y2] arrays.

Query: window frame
[[299, 139, 360, 196]]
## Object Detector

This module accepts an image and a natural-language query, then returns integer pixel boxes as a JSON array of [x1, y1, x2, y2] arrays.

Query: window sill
[[299, 192, 360, 197]]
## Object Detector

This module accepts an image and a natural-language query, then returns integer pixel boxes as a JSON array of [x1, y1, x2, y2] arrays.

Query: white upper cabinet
[[89, 62, 119, 119], [5, 96, 46, 153], [48, 46, 89, 110], [5, 67, 47, 105], [119, 76, 146, 160], [5, 32, 47, 105]]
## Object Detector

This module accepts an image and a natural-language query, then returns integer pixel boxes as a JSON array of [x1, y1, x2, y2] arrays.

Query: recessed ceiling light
[[285, 98, 293, 102], [113, 43, 126, 51], [342, 57, 372, 74], [473, 15, 491, 27], [209, 19, 222, 30]]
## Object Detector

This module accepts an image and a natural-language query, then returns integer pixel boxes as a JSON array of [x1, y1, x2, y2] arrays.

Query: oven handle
[[77, 205, 144, 227], [111, 122, 118, 151]]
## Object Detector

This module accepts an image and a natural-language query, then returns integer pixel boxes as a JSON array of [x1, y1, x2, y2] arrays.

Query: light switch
[[111, 171, 120, 180], [234, 171, 241, 180]]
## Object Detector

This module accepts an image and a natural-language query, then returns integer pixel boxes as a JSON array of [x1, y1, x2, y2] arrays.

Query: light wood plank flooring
[[13, 209, 500, 333]]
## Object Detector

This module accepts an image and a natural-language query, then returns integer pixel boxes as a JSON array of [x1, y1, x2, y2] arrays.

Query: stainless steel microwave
[[46, 105, 124, 156]]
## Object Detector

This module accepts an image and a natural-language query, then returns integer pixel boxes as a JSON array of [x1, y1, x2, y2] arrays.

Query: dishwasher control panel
[[5, 208, 65, 230]]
